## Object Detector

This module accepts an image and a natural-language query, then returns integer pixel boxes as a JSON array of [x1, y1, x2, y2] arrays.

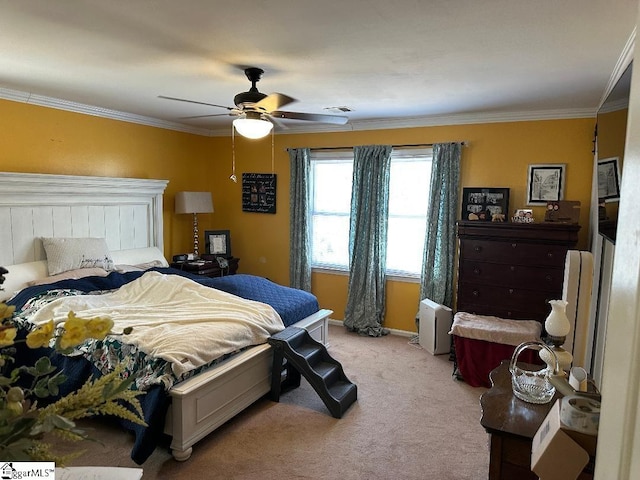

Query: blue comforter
[[7, 268, 319, 464]]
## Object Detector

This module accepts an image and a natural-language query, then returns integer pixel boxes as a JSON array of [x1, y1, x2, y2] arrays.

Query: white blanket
[[449, 311, 541, 346], [26, 271, 285, 377]]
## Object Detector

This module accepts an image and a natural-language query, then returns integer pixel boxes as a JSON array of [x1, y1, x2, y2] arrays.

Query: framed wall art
[[597, 157, 621, 201], [242, 173, 277, 214], [461, 187, 510, 221], [205, 230, 231, 258], [526, 164, 566, 205]]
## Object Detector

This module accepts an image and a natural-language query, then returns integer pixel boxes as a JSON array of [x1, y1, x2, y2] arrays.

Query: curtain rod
[[305, 141, 468, 152]]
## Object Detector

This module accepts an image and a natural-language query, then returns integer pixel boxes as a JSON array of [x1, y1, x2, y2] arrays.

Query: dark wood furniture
[[481, 361, 594, 480], [170, 257, 239, 277], [456, 221, 580, 324]]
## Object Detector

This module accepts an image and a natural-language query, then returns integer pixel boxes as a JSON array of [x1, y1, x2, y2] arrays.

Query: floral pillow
[[42, 237, 114, 275]]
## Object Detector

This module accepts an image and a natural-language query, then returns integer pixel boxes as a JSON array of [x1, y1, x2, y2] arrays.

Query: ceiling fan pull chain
[[271, 126, 275, 174], [230, 125, 237, 182]]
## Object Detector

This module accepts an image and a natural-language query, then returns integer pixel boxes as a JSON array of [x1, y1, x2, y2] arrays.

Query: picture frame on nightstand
[[205, 230, 231, 258]]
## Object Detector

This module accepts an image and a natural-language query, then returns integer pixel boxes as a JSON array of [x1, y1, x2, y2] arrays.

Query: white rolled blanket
[[449, 311, 541, 346]]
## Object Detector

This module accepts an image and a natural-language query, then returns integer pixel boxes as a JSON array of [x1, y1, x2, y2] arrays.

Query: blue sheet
[[7, 269, 319, 464]]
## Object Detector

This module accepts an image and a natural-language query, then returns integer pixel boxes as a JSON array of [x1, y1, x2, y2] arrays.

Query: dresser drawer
[[457, 282, 554, 320], [459, 239, 568, 267], [458, 260, 564, 291], [455, 301, 548, 322]]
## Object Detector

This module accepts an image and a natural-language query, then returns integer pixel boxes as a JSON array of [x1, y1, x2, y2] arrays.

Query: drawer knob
[[547, 252, 554, 259], [509, 288, 514, 294], [511, 243, 517, 248], [472, 290, 479, 297], [545, 274, 553, 282], [510, 266, 516, 272], [473, 267, 481, 275], [474, 245, 482, 253]]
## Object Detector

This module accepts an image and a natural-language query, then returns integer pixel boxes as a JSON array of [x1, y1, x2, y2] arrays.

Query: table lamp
[[175, 191, 213, 258], [539, 299, 573, 372]]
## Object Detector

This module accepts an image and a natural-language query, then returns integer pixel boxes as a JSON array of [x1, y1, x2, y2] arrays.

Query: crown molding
[[599, 27, 635, 109], [0, 87, 214, 137], [208, 108, 596, 136], [0, 85, 595, 138]]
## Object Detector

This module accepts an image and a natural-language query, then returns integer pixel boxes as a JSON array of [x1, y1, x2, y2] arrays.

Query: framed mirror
[[596, 63, 632, 242], [588, 61, 632, 388]]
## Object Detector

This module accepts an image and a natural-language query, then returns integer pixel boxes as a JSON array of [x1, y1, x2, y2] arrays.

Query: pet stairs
[[268, 326, 357, 419]]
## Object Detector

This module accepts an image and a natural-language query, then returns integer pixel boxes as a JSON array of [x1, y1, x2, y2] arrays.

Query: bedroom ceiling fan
[[159, 67, 349, 139]]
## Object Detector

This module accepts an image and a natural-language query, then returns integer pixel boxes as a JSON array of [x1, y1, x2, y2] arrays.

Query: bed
[[0, 172, 332, 464]]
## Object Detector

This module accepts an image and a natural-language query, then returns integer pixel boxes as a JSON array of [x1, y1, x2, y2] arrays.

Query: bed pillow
[[110, 247, 169, 268], [114, 260, 166, 273], [0, 261, 49, 302], [28, 267, 110, 286], [42, 237, 114, 275]]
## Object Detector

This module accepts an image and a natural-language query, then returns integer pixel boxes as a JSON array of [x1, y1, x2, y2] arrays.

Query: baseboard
[[327, 318, 416, 338]]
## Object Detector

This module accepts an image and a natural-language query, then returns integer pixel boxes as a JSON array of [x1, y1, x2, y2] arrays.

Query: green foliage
[[0, 302, 146, 464]]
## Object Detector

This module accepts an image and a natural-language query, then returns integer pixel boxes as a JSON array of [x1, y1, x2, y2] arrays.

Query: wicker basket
[[509, 341, 558, 404]]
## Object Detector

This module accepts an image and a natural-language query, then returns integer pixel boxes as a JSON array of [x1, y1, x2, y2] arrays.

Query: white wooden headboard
[[0, 172, 168, 266]]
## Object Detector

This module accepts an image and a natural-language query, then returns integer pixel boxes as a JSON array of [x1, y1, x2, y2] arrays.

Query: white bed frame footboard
[[166, 308, 332, 461], [0, 172, 333, 462]]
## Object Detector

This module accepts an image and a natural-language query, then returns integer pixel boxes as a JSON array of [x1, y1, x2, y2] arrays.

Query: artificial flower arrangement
[[0, 298, 146, 464]]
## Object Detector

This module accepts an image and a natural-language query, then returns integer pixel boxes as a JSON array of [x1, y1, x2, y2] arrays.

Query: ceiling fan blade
[[270, 110, 349, 125], [254, 93, 296, 113], [158, 95, 235, 111], [179, 113, 236, 120], [269, 114, 289, 131]]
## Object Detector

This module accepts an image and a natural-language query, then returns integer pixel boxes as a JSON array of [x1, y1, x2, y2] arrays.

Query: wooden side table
[[480, 361, 594, 480], [170, 257, 239, 277]]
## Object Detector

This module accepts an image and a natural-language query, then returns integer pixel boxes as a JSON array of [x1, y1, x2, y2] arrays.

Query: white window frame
[[386, 147, 433, 279], [310, 149, 353, 273], [309, 147, 433, 280]]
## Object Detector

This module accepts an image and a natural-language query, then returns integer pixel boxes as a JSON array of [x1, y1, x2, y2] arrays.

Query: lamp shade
[[545, 300, 570, 337], [175, 191, 214, 214], [233, 117, 273, 139]]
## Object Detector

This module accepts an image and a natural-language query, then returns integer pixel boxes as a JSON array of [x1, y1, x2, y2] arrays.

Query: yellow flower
[[0, 303, 15, 321], [26, 320, 55, 349], [6, 400, 24, 417], [85, 317, 114, 340], [0, 326, 17, 347], [59, 312, 88, 350]]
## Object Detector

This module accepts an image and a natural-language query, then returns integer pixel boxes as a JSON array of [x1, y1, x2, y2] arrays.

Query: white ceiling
[[0, 1, 637, 136]]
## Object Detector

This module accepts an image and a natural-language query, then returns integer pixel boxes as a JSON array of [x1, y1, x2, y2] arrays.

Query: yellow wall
[[0, 98, 596, 332], [223, 120, 595, 331], [0, 99, 218, 256]]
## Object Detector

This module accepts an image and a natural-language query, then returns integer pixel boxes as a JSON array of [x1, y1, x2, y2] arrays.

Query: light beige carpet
[[65, 324, 490, 479]]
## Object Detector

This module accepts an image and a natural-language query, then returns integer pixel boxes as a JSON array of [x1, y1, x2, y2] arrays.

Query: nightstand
[[480, 361, 595, 479], [170, 257, 239, 277]]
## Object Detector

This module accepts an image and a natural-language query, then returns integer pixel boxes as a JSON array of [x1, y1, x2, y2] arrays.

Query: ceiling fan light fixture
[[233, 116, 273, 139]]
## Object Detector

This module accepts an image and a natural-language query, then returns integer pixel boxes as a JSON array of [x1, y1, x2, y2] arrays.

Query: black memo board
[[242, 173, 277, 214]]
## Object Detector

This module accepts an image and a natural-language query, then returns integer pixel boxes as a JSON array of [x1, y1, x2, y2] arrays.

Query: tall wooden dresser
[[456, 221, 582, 479], [456, 221, 580, 324]]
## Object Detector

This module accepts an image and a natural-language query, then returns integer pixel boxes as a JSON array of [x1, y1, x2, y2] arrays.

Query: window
[[310, 148, 432, 277], [310, 151, 353, 269]]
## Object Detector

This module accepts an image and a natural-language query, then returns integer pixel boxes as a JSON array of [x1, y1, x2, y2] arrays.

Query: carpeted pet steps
[[269, 326, 357, 418]]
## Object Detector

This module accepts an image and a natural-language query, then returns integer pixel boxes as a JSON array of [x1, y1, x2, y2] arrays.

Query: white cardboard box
[[531, 399, 594, 480]]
